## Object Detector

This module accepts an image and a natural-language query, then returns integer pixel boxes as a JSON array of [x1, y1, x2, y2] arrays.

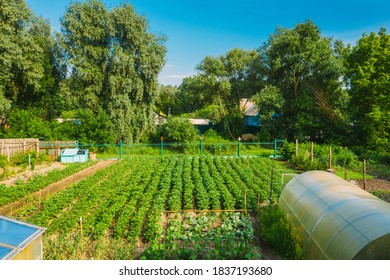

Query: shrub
[[258, 205, 304, 259], [157, 117, 198, 143], [282, 142, 361, 171]]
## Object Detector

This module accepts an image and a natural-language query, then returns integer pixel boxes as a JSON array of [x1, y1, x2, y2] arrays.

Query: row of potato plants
[[26, 158, 140, 234], [0, 160, 96, 207], [81, 157, 152, 238], [14, 156, 296, 259], [143, 157, 178, 243]]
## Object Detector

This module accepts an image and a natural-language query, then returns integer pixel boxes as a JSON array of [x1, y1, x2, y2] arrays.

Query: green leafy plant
[[258, 205, 304, 259]]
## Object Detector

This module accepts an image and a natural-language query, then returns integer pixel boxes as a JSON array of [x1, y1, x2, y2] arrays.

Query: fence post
[[199, 136, 203, 156], [23, 141, 26, 153], [119, 138, 123, 160], [295, 139, 299, 157], [363, 159, 366, 190], [310, 142, 314, 162], [237, 137, 241, 157], [329, 145, 332, 169], [160, 136, 164, 156], [56, 140, 60, 159], [7, 146, 10, 162], [36, 142, 40, 155], [273, 138, 277, 158]]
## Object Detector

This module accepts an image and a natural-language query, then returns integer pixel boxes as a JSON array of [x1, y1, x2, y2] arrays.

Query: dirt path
[[0, 160, 117, 216], [356, 178, 390, 192]]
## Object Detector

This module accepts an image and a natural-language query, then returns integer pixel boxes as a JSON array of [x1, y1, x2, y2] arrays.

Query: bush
[[282, 142, 361, 171], [258, 205, 304, 259], [157, 117, 198, 143], [0, 154, 9, 179]]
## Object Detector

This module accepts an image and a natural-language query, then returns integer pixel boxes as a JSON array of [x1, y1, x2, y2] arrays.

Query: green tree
[[264, 20, 347, 142], [59, 0, 166, 143], [58, 0, 112, 110], [347, 28, 390, 151], [0, 0, 53, 115], [157, 117, 198, 143], [177, 48, 265, 139], [251, 85, 285, 140], [0, 109, 54, 139], [155, 85, 178, 116]]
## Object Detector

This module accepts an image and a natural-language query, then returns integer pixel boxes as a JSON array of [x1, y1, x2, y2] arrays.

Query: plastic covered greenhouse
[[0, 216, 46, 260], [279, 171, 390, 260]]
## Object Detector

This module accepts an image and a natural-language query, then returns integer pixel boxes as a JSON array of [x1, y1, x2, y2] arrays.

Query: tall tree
[[155, 85, 178, 116], [178, 48, 265, 139], [58, 0, 166, 143], [347, 28, 390, 151], [59, 0, 112, 111], [0, 0, 51, 115], [264, 20, 347, 142]]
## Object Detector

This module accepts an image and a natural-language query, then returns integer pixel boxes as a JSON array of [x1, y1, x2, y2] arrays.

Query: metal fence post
[[273, 138, 277, 158], [237, 137, 241, 157], [119, 139, 123, 160], [160, 136, 164, 156], [199, 136, 203, 155]]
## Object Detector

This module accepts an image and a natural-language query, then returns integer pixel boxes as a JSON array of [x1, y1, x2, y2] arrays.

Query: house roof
[[188, 118, 211, 125], [240, 98, 259, 116]]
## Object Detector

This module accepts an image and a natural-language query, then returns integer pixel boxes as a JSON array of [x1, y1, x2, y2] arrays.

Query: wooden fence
[[0, 138, 39, 160], [0, 139, 77, 160]]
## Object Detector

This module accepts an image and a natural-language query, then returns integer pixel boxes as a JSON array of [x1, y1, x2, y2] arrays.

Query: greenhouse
[[279, 171, 390, 260], [0, 216, 46, 260]]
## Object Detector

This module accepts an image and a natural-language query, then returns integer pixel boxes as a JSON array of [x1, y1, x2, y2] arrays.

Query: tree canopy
[[347, 28, 390, 151], [0, 1, 388, 151], [58, 0, 166, 143]]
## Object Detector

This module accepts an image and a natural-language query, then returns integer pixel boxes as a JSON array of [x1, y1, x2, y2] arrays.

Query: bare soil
[[1, 162, 67, 187], [356, 178, 390, 192]]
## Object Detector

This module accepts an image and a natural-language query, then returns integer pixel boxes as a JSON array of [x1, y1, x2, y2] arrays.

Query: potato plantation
[[5, 156, 295, 260]]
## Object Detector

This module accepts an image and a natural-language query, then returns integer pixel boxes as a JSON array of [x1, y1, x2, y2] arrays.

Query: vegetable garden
[[6, 156, 295, 260]]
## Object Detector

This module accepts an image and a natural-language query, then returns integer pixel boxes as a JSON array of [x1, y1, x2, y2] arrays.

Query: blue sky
[[26, 0, 390, 86]]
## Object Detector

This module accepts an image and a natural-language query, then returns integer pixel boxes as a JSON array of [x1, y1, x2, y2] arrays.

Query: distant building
[[240, 98, 260, 127], [188, 118, 212, 134], [188, 118, 211, 126]]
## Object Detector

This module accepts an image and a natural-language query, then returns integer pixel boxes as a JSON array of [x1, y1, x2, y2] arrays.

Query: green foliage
[[263, 20, 348, 142], [347, 28, 390, 151], [1, 109, 55, 139], [155, 85, 178, 115], [157, 117, 198, 143], [258, 205, 304, 259], [74, 109, 115, 145], [251, 86, 284, 140], [0, 154, 10, 179], [369, 190, 390, 203], [195, 105, 225, 123], [59, 0, 166, 143], [177, 48, 265, 139], [11, 151, 41, 170], [202, 129, 229, 143], [282, 141, 361, 171], [141, 213, 262, 260]]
